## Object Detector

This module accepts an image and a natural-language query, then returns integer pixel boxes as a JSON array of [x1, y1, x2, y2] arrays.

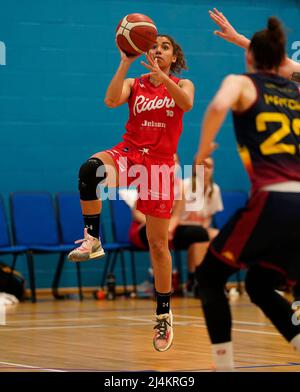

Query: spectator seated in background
[[180, 157, 223, 295], [120, 155, 223, 297]]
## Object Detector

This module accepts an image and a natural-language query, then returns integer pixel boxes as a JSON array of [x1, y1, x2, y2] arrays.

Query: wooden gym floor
[[0, 294, 299, 372]]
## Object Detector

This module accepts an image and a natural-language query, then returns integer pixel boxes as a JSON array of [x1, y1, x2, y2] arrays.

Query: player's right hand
[[115, 39, 141, 64]]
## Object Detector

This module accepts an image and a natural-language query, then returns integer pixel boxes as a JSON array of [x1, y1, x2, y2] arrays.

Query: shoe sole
[[68, 249, 105, 262], [153, 312, 173, 352]]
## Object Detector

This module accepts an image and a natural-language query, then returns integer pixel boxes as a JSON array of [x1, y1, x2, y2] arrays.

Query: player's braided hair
[[158, 34, 188, 74], [250, 17, 286, 71]]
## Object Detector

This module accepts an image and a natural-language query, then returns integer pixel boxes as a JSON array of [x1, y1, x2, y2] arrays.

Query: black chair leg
[[120, 250, 128, 295], [76, 263, 83, 301], [52, 253, 66, 300], [130, 251, 137, 293], [109, 250, 119, 274], [26, 252, 36, 303], [100, 251, 113, 289], [10, 254, 18, 272]]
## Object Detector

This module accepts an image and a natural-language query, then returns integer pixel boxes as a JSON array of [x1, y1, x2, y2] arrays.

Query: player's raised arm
[[209, 8, 250, 49], [279, 57, 300, 81], [104, 45, 137, 108], [209, 8, 300, 80], [196, 75, 244, 164]]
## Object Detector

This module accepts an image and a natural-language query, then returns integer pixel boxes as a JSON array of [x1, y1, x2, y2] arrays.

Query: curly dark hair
[[157, 34, 188, 74]]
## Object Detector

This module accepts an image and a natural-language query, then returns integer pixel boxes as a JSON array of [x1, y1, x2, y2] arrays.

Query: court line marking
[[5, 316, 122, 325], [1, 361, 299, 372], [0, 361, 67, 372], [0, 322, 150, 332], [189, 324, 279, 336], [176, 314, 272, 327], [10, 302, 253, 317], [118, 316, 279, 335], [179, 362, 300, 372], [0, 315, 279, 335], [5, 313, 272, 328]]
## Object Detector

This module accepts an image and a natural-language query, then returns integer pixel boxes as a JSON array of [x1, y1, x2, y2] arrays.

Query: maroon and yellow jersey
[[232, 72, 300, 192], [123, 75, 184, 158]]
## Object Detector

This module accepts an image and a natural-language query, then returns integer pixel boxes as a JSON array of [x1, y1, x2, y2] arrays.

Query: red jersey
[[123, 75, 184, 158]]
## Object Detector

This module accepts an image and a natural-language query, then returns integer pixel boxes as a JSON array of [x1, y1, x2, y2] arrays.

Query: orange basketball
[[116, 13, 158, 56]]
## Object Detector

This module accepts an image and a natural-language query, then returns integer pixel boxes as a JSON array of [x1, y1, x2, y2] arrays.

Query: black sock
[[188, 272, 195, 283], [83, 214, 100, 238], [156, 291, 171, 315]]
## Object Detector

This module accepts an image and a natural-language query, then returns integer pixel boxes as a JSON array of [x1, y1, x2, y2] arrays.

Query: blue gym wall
[[0, 0, 299, 290]]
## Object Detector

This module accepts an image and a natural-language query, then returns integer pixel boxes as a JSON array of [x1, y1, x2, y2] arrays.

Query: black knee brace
[[78, 157, 107, 200]]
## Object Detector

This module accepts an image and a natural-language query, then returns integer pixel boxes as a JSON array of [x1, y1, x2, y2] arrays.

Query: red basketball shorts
[[105, 142, 175, 219]]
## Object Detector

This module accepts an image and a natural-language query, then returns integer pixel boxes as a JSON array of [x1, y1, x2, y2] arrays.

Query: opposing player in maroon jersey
[[195, 17, 300, 371], [68, 35, 194, 352]]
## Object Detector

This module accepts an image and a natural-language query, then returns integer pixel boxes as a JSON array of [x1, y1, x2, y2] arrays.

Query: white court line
[[0, 321, 151, 332], [119, 316, 193, 326], [232, 327, 279, 336], [189, 323, 279, 336], [177, 314, 271, 327], [0, 361, 67, 372], [119, 315, 280, 336], [6, 316, 119, 325], [6, 314, 271, 327], [0, 315, 280, 336], [119, 315, 279, 335], [119, 316, 152, 323]]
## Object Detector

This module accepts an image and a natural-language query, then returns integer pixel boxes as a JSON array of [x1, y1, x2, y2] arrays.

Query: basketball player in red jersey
[[195, 17, 300, 371], [68, 35, 194, 352], [209, 8, 300, 82]]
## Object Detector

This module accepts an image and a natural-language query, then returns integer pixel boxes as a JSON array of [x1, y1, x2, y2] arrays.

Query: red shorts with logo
[[105, 142, 175, 219]]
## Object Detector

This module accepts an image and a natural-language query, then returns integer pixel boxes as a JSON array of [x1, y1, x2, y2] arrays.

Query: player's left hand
[[209, 8, 239, 44], [140, 53, 167, 83], [195, 143, 218, 166]]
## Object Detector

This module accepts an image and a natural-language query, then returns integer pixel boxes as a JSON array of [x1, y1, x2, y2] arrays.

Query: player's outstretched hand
[[209, 8, 240, 44]]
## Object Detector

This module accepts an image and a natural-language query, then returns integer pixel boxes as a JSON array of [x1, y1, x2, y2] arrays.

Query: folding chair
[[10, 192, 75, 302], [100, 196, 139, 295], [52, 192, 86, 300], [0, 196, 27, 287], [55, 192, 121, 299]]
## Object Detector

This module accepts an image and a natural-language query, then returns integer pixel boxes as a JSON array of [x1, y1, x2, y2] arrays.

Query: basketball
[[116, 13, 158, 56]]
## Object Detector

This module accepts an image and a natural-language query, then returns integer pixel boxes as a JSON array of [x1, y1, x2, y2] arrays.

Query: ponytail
[[249, 17, 286, 71]]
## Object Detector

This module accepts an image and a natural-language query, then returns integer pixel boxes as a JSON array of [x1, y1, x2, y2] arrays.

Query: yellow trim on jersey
[[238, 144, 254, 174], [264, 94, 300, 111], [256, 112, 300, 155]]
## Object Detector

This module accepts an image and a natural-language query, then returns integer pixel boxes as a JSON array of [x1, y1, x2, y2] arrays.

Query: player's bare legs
[[68, 152, 118, 262], [146, 215, 174, 351]]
